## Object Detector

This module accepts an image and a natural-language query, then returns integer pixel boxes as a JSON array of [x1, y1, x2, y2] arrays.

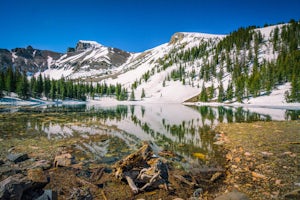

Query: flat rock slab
[[7, 153, 29, 163]]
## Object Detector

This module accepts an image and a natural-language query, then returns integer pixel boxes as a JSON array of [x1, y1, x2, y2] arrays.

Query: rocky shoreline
[[1, 121, 299, 199], [1, 141, 229, 200]]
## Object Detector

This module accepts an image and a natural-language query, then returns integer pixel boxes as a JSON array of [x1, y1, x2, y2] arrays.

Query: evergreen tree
[[0, 71, 5, 97], [226, 82, 234, 101], [30, 76, 37, 97], [59, 78, 66, 100], [235, 76, 245, 102], [130, 90, 135, 101], [289, 74, 300, 102], [43, 76, 51, 99], [36, 73, 43, 97], [208, 83, 214, 100], [16, 73, 29, 99], [141, 88, 145, 99], [5, 66, 14, 93], [217, 82, 225, 102], [199, 84, 208, 102], [50, 79, 57, 100]]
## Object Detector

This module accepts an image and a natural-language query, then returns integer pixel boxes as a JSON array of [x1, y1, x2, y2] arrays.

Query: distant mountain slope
[[0, 21, 299, 103], [0, 46, 61, 74], [43, 40, 132, 80]]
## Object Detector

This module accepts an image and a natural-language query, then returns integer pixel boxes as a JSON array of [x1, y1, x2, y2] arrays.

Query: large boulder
[[0, 172, 49, 200], [6, 153, 29, 163]]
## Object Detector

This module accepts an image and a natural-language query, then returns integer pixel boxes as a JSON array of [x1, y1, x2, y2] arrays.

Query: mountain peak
[[76, 40, 103, 51], [169, 32, 185, 44], [169, 32, 226, 45]]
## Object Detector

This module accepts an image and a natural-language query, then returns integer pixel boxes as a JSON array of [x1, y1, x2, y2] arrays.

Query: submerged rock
[[7, 153, 29, 163]]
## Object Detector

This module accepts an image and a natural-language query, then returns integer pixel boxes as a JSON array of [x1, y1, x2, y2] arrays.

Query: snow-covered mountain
[[1, 22, 299, 104], [101, 32, 225, 103], [42, 40, 132, 80]]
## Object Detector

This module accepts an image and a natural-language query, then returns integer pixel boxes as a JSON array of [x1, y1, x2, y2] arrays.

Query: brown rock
[[244, 152, 251, 156], [27, 168, 48, 183], [53, 153, 74, 167], [251, 172, 266, 179]]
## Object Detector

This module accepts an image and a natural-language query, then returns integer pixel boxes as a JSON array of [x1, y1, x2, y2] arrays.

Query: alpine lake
[[0, 103, 299, 168], [0, 103, 299, 199]]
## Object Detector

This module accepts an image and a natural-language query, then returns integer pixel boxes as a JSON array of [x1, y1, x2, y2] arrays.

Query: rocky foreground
[[1, 121, 299, 200], [0, 140, 228, 200], [215, 121, 300, 200]]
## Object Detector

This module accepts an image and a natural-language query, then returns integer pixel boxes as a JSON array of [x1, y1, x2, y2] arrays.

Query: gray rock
[[35, 190, 58, 200], [7, 153, 29, 163], [214, 191, 249, 200], [283, 188, 300, 199], [0, 173, 48, 200], [0, 159, 4, 165], [0, 174, 32, 200], [0, 168, 22, 178], [193, 188, 203, 197]]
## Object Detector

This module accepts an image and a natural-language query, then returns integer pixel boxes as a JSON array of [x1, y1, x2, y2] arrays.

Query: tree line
[[0, 67, 129, 101]]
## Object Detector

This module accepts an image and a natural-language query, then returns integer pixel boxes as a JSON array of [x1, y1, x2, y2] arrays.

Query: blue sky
[[0, 0, 299, 53]]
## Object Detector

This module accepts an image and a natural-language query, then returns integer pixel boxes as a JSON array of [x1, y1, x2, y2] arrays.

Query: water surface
[[0, 104, 298, 169]]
